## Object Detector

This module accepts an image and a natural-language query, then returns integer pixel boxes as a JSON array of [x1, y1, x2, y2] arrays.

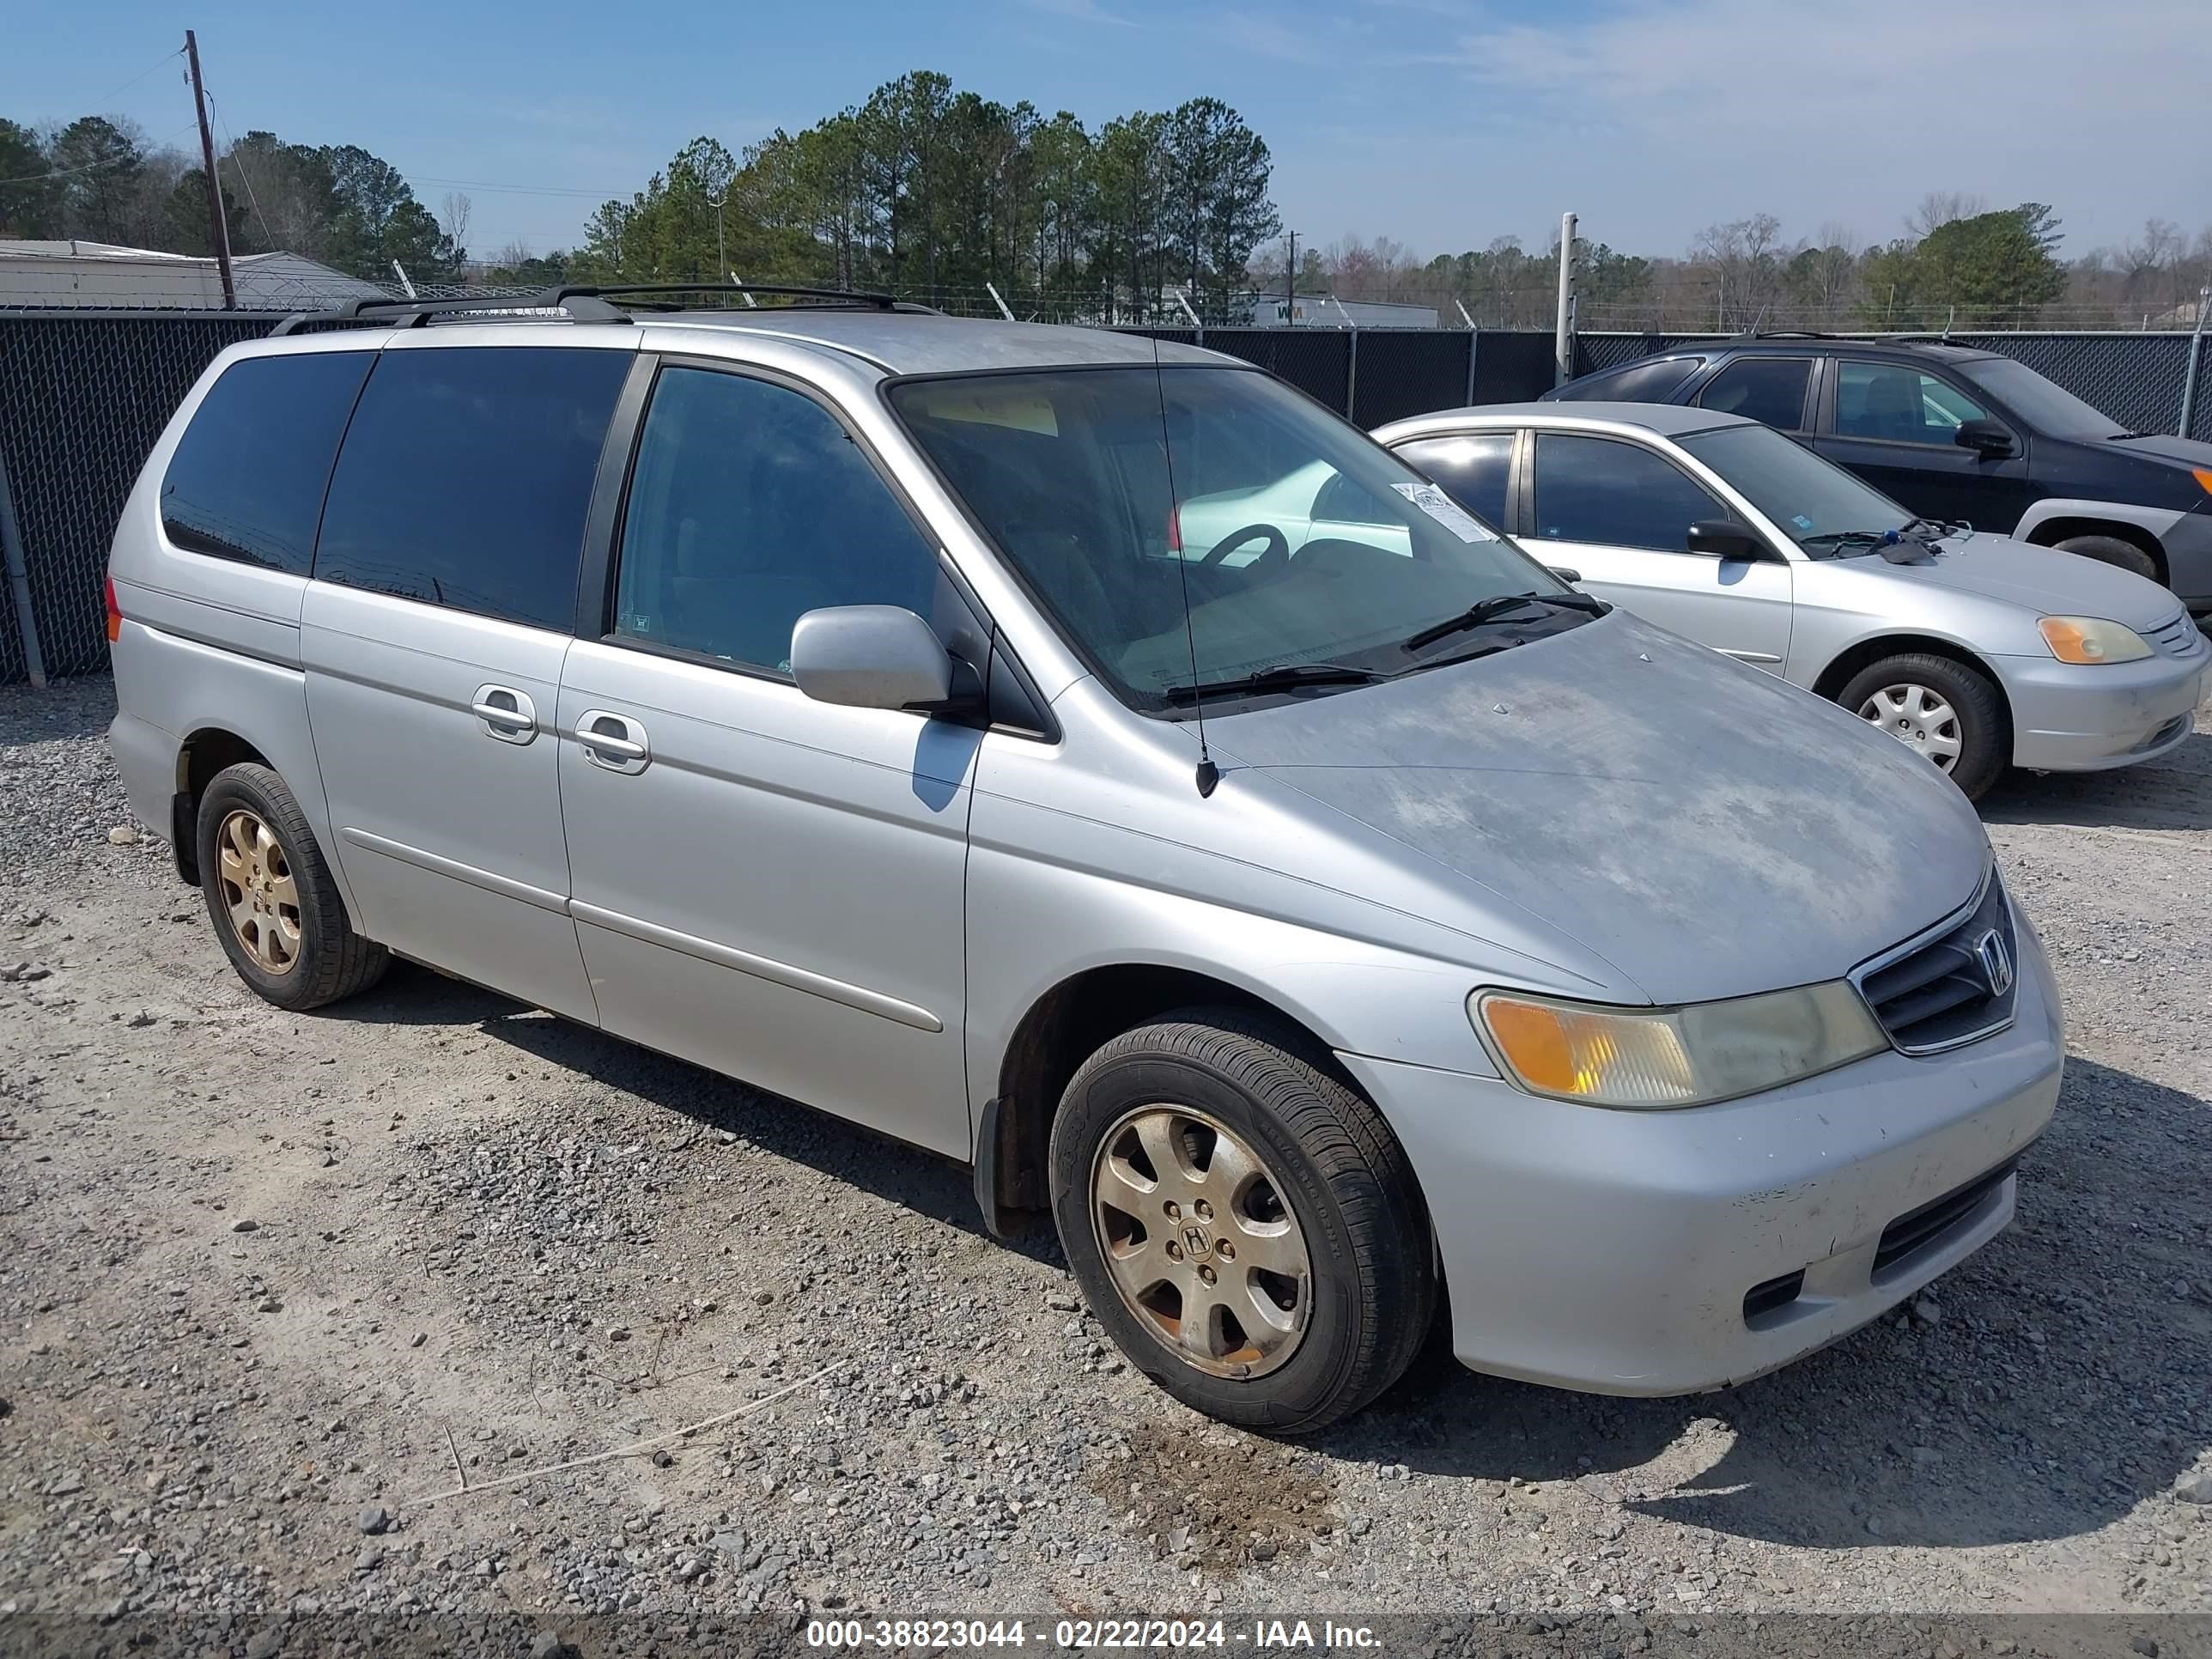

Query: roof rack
[[271, 280, 927, 337]]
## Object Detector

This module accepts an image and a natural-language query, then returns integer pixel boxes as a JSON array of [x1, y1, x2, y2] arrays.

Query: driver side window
[[613, 367, 941, 675]]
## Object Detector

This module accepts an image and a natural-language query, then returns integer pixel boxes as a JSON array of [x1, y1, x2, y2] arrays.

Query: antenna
[[1151, 333, 1218, 798]]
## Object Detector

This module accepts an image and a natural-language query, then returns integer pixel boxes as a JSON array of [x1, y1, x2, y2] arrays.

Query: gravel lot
[[3, 672, 2209, 1650]]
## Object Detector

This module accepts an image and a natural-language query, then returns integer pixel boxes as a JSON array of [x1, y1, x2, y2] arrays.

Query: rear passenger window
[[611, 367, 940, 675], [1393, 433, 1513, 527], [161, 351, 373, 574], [1696, 358, 1810, 428], [313, 346, 628, 630]]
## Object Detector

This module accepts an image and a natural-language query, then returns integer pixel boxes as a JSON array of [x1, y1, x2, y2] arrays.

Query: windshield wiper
[[1899, 516, 1962, 543], [1402, 591, 1607, 653], [1799, 530, 1890, 555], [1159, 661, 1389, 704]]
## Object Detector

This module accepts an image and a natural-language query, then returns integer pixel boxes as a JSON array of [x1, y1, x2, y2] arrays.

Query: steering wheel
[[1195, 522, 1291, 569]]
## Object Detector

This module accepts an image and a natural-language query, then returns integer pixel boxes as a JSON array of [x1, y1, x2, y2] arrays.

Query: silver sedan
[[1374, 402, 2209, 799]]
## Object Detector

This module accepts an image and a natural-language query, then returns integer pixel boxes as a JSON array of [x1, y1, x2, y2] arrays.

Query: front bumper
[[1337, 909, 2063, 1397], [1996, 643, 2208, 771]]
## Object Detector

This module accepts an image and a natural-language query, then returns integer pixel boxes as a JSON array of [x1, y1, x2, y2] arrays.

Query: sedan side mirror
[[791, 605, 964, 713], [1686, 519, 1765, 560], [1954, 418, 2016, 459], [1544, 564, 1583, 585]]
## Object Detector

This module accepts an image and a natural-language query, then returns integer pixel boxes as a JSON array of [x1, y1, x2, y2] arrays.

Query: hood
[[2106, 432, 2212, 470], [1869, 533, 2184, 629], [1206, 611, 1990, 1006]]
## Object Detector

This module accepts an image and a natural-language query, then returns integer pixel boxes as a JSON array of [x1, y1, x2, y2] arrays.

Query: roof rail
[[550, 282, 920, 312], [269, 289, 624, 337], [271, 279, 929, 337]]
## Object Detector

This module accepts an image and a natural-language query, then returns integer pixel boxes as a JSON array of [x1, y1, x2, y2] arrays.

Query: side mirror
[[790, 605, 960, 713], [1954, 418, 2015, 459], [1686, 519, 1765, 560], [1544, 564, 1582, 585]]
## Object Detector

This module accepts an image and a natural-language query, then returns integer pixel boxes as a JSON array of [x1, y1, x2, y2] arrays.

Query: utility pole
[[185, 30, 235, 311], [1553, 210, 1576, 387], [1285, 229, 1297, 325]]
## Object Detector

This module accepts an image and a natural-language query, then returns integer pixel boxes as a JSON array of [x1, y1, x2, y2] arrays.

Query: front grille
[[2146, 611, 2205, 659], [1854, 873, 2017, 1054], [1873, 1155, 2020, 1278]]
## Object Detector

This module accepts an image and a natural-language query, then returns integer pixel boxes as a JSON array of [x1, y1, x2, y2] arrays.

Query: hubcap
[[215, 809, 302, 976], [1856, 683, 1963, 772], [1089, 1105, 1311, 1378]]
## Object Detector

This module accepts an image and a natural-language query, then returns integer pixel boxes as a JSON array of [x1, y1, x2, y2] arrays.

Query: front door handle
[[576, 709, 650, 773], [471, 684, 537, 744]]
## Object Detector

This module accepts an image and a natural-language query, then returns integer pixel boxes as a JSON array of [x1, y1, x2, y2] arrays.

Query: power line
[[0, 118, 204, 188], [76, 45, 190, 112], [204, 91, 276, 251]]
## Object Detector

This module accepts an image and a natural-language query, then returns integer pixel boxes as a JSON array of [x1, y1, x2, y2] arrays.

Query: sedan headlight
[[1472, 982, 1888, 1109], [2039, 616, 2153, 665]]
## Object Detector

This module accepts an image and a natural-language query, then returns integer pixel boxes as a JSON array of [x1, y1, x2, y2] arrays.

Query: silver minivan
[[106, 291, 2062, 1431]]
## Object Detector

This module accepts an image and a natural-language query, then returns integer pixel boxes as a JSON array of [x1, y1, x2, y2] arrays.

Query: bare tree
[[1905, 191, 1986, 240], [440, 191, 472, 252], [1692, 212, 1793, 330]]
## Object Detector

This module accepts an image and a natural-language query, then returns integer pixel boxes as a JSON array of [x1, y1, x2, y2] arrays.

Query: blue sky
[[7, 0, 2207, 265]]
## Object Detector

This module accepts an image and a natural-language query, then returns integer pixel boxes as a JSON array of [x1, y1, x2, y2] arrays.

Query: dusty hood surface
[[1208, 611, 1990, 1006], [1877, 533, 2185, 629]]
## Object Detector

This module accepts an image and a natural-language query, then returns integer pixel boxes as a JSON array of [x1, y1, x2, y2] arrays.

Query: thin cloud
[[1016, 0, 1137, 25]]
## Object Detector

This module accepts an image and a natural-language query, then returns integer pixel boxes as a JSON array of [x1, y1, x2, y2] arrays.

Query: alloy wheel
[[215, 808, 302, 975], [1856, 682, 1963, 772], [1089, 1105, 1312, 1378]]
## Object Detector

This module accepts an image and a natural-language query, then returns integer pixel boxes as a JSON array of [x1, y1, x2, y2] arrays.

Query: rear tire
[[1837, 653, 2008, 802], [197, 763, 387, 1012], [2054, 533, 2160, 584], [1049, 1006, 1437, 1434]]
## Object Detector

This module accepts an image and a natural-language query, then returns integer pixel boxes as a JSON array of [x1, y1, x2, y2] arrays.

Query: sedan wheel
[[1090, 1103, 1312, 1378], [1856, 682, 1964, 773]]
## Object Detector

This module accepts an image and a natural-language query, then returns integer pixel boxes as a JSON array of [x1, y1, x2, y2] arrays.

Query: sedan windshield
[[890, 367, 1594, 710], [1957, 356, 2127, 440], [1676, 423, 1911, 555]]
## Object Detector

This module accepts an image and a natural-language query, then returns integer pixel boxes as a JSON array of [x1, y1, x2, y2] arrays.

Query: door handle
[[576, 709, 650, 772], [471, 684, 537, 744]]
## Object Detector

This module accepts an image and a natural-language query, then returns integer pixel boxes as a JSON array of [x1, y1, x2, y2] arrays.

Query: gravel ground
[[3, 672, 2209, 1652]]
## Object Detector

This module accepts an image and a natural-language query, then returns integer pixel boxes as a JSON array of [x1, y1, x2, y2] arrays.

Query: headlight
[[2039, 616, 2152, 665], [1472, 982, 1887, 1109]]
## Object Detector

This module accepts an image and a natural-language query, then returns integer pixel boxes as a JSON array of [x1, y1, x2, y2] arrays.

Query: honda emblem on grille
[[1974, 929, 2014, 997]]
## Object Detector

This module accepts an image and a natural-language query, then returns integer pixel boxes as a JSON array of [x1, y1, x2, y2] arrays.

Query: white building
[[0, 240, 387, 310], [1245, 295, 1440, 328]]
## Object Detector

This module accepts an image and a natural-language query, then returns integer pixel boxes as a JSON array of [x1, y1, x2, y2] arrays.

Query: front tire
[[1837, 653, 2008, 801], [197, 763, 388, 1012], [2054, 533, 2160, 584], [1049, 1008, 1437, 1434]]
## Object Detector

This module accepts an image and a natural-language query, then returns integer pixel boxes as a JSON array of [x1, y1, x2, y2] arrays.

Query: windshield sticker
[[1390, 481, 1495, 543], [1791, 514, 1814, 531]]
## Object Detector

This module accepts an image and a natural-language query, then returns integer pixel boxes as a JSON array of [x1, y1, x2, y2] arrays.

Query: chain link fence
[[3, 308, 2208, 683]]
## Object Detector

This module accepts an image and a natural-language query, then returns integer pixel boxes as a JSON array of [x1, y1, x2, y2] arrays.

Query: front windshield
[[1676, 423, 1910, 555], [890, 366, 1591, 709], [1957, 356, 2127, 439]]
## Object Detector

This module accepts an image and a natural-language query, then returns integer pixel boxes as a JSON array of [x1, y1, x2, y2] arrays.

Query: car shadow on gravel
[[1983, 727, 2210, 833], [338, 959, 1063, 1264], [1314, 1054, 2209, 1552]]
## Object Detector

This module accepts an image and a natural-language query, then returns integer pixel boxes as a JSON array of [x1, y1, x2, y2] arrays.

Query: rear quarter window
[[313, 346, 629, 631], [160, 351, 374, 575], [1556, 356, 1705, 404]]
